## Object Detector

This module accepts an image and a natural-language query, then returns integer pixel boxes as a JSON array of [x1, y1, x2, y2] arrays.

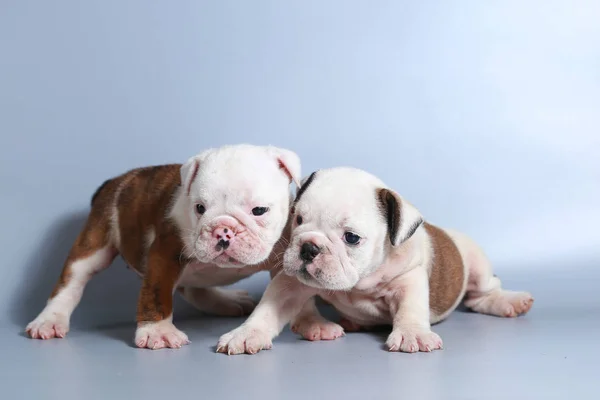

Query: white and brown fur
[[26, 144, 301, 349], [217, 167, 534, 354]]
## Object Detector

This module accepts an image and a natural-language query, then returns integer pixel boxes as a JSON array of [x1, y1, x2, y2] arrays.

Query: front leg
[[135, 237, 189, 350], [216, 273, 316, 355], [386, 266, 443, 353], [268, 253, 343, 341]]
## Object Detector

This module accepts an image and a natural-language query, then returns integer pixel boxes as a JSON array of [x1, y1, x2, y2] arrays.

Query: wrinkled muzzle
[[283, 232, 359, 290], [194, 216, 269, 267]]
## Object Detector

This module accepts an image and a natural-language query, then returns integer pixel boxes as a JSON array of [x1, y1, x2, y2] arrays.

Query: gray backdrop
[[1, 1, 599, 399]]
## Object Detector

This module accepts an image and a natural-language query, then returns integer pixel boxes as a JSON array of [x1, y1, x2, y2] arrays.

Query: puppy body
[[217, 167, 534, 354], [26, 144, 300, 349]]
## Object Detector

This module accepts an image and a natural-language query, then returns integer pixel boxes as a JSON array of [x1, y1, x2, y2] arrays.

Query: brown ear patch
[[424, 223, 467, 323], [377, 189, 402, 245]]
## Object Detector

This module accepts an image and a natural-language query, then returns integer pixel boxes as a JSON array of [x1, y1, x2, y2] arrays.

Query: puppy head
[[175, 144, 300, 268], [282, 167, 423, 290]]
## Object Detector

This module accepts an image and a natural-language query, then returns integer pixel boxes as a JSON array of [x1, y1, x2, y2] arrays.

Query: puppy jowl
[[26, 144, 301, 350], [217, 167, 534, 355]]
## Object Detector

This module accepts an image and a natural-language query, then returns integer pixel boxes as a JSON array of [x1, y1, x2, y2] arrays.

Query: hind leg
[[462, 242, 533, 317], [290, 297, 345, 341], [26, 216, 116, 339]]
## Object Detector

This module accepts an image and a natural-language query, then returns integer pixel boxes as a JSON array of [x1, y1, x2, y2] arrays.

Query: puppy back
[[425, 223, 467, 323], [87, 164, 183, 272]]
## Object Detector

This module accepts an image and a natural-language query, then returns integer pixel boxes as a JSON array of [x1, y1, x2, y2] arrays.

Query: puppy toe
[[387, 328, 442, 353]]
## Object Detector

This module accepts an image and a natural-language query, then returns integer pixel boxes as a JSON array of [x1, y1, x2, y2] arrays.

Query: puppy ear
[[268, 146, 301, 188], [294, 171, 317, 203], [180, 156, 200, 196], [377, 188, 423, 246]]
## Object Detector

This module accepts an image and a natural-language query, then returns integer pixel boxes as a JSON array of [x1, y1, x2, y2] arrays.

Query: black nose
[[217, 239, 230, 250], [300, 242, 320, 262]]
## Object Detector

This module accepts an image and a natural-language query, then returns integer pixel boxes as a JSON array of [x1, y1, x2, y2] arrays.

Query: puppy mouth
[[298, 264, 313, 281]]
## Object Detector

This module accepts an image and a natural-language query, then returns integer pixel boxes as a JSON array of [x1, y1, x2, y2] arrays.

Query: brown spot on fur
[[424, 223, 466, 321], [116, 165, 181, 273]]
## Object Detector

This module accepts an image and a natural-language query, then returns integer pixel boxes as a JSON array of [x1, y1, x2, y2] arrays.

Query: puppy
[[217, 167, 534, 354], [26, 144, 301, 350]]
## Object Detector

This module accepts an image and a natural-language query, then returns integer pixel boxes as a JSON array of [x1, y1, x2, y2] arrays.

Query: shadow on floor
[[9, 211, 89, 327]]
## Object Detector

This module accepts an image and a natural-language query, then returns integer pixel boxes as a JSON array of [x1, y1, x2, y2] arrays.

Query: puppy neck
[[353, 227, 428, 291]]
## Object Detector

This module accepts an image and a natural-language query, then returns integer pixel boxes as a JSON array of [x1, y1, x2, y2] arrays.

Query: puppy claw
[[135, 321, 189, 350], [26, 312, 70, 340], [217, 325, 272, 355], [386, 328, 443, 353]]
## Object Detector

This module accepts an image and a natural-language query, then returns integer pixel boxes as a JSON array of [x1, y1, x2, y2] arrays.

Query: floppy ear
[[180, 156, 200, 196], [294, 171, 318, 203], [377, 188, 423, 247], [267, 146, 301, 188]]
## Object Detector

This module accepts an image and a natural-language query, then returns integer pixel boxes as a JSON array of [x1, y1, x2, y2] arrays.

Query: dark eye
[[252, 207, 269, 216], [343, 232, 361, 245], [195, 204, 206, 215], [296, 215, 303, 225]]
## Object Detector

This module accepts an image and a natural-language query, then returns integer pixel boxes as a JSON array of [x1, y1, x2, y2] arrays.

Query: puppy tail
[[90, 179, 113, 206]]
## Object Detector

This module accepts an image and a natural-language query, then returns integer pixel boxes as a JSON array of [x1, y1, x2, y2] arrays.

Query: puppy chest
[[322, 291, 393, 326], [177, 263, 261, 287]]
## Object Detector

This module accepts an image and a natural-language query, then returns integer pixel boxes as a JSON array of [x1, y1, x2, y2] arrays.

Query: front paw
[[291, 317, 345, 341], [386, 328, 443, 353], [26, 312, 69, 340], [216, 325, 272, 355], [135, 320, 190, 350]]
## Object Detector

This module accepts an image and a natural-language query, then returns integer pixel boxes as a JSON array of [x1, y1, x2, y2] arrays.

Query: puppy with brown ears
[[217, 167, 534, 354], [26, 144, 302, 350]]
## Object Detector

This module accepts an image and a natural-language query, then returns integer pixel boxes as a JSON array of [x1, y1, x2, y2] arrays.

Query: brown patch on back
[[424, 223, 466, 321], [116, 164, 182, 273]]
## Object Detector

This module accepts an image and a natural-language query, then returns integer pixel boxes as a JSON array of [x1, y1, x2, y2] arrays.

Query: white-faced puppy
[[26, 144, 300, 350], [217, 167, 534, 354]]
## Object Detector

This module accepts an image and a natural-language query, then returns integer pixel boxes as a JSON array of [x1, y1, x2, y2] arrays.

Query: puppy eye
[[343, 232, 361, 245], [296, 215, 303, 225], [252, 207, 269, 216], [195, 204, 206, 215]]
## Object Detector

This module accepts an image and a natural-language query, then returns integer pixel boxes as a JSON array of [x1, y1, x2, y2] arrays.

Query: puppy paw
[[26, 312, 69, 339], [216, 325, 272, 355], [291, 317, 345, 341], [467, 290, 534, 318], [135, 320, 190, 350], [502, 291, 534, 317], [386, 328, 443, 353]]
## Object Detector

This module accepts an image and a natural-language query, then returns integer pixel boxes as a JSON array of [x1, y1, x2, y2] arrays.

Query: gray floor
[[4, 263, 599, 400]]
